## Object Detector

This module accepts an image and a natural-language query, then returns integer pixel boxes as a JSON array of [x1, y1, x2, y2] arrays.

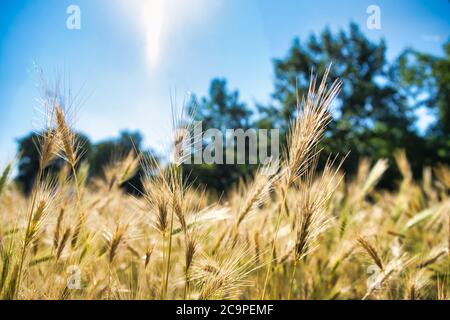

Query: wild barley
[[104, 151, 140, 191], [106, 224, 128, 265], [283, 66, 342, 188], [234, 165, 276, 229], [55, 106, 78, 168], [262, 67, 342, 298], [144, 245, 154, 269], [435, 165, 450, 189], [361, 159, 388, 198], [0, 162, 12, 197], [0, 237, 13, 294], [193, 245, 257, 300], [254, 232, 261, 264], [38, 129, 59, 170], [184, 233, 198, 298], [70, 210, 85, 248], [357, 235, 384, 271], [53, 206, 65, 250], [126, 244, 141, 259], [1, 68, 449, 301], [143, 145, 190, 298], [288, 155, 343, 298], [361, 241, 413, 300], [15, 178, 57, 298], [416, 247, 448, 269], [406, 270, 429, 300], [295, 156, 343, 260], [394, 150, 413, 183], [56, 228, 71, 261]]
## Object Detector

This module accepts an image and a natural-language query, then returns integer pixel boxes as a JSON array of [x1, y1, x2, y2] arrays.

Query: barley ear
[[357, 235, 384, 270]]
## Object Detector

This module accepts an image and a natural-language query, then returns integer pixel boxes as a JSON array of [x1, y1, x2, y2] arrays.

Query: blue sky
[[0, 0, 449, 166]]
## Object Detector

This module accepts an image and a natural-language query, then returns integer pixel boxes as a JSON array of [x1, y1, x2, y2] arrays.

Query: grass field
[[0, 71, 448, 300]]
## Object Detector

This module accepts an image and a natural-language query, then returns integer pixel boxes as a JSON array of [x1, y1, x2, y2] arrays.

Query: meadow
[[0, 70, 448, 300]]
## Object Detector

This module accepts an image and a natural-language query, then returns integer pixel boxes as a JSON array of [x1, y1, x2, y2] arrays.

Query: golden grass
[[0, 69, 448, 300]]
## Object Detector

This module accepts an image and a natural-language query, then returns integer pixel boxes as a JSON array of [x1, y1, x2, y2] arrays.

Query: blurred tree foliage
[[16, 23, 449, 193], [260, 23, 428, 187], [187, 23, 448, 190], [16, 130, 151, 195], [16, 132, 92, 194], [88, 130, 150, 194], [184, 79, 257, 192], [395, 41, 450, 164]]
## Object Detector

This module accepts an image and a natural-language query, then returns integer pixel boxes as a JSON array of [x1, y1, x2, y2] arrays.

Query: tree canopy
[[16, 130, 151, 195], [396, 41, 450, 163], [261, 23, 431, 185], [16, 23, 449, 193]]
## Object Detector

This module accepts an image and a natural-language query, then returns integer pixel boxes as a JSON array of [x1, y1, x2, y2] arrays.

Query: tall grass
[[0, 69, 448, 300]]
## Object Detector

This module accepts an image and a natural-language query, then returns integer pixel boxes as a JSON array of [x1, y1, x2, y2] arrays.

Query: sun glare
[[140, 0, 165, 66], [119, 0, 218, 69]]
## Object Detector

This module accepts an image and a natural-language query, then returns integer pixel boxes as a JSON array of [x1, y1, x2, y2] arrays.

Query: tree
[[16, 131, 92, 194], [16, 130, 152, 195], [185, 78, 255, 192], [260, 22, 426, 185], [395, 40, 450, 164], [88, 130, 149, 194], [89, 130, 143, 177], [191, 78, 252, 131]]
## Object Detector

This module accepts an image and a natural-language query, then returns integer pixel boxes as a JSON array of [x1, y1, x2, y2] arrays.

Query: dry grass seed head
[[361, 159, 389, 198], [25, 180, 58, 249], [56, 227, 71, 261], [394, 150, 412, 183], [55, 105, 82, 167], [192, 245, 258, 300], [185, 233, 198, 274], [235, 165, 277, 227], [283, 66, 342, 187], [0, 162, 13, 197], [53, 205, 66, 250], [406, 270, 429, 300], [104, 151, 140, 191], [105, 224, 128, 264], [170, 96, 200, 166], [356, 235, 384, 271], [294, 155, 344, 260]]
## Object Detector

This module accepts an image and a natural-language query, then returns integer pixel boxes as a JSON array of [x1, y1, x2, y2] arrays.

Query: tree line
[[16, 23, 450, 193]]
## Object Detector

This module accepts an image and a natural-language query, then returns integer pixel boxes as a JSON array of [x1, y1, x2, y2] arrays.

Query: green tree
[[185, 78, 255, 192], [16, 131, 92, 194], [395, 40, 450, 164], [89, 130, 150, 194], [89, 130, 143, 176], [261, 23, 426, 185], [16, 130, 152, 195]]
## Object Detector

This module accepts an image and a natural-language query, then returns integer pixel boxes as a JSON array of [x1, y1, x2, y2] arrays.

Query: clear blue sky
[[1, 0, 449, 166]]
